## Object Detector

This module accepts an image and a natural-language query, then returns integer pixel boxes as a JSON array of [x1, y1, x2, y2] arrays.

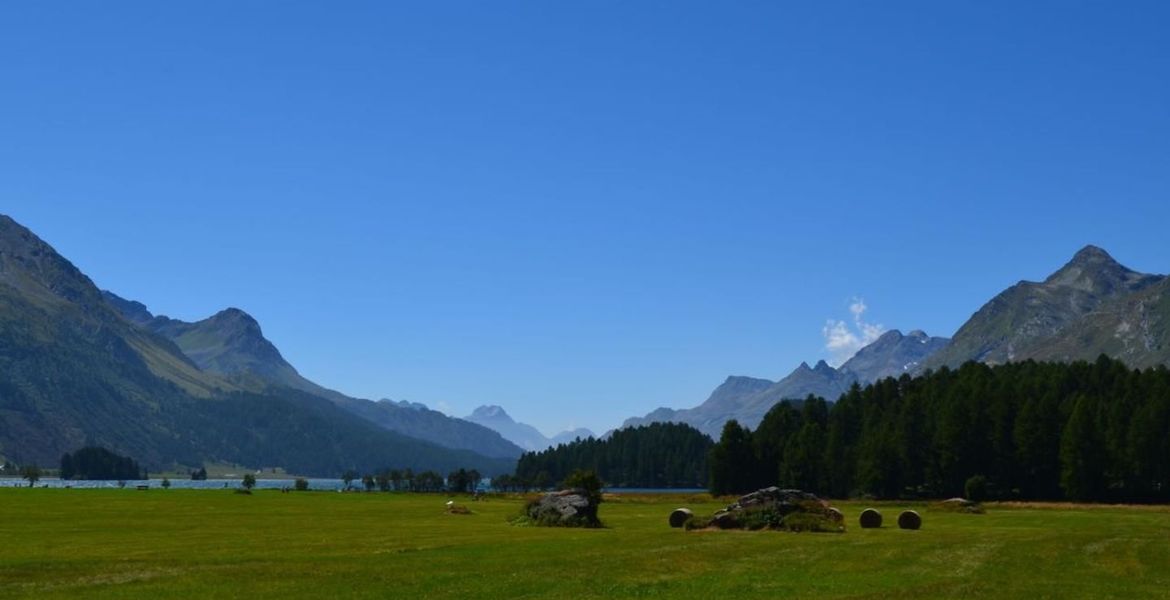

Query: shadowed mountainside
[[0, 214, 514, 474], [102, 291, 524, 460]]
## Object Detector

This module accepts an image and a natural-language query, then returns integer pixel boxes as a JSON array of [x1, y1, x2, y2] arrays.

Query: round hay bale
[[827, 507, 844, 523], [897, 510, 921, 530], [669, 508, 693, 528], [859, 508, 882, 528]]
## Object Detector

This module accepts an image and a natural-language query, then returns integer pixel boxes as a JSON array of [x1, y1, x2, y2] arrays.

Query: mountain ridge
[[102, 291, 524, 459], [0, 214, 514, 474], [621, 329, 951, 437]]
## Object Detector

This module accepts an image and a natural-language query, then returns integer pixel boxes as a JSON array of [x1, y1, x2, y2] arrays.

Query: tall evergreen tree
[[709, 420, 757, 496], [1060, 394, 1106, 501], [703, 357, 1170, 503]]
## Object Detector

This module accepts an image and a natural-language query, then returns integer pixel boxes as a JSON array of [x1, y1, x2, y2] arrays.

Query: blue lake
[[0, 478, 351, 490], [0, 478, 706, 494]]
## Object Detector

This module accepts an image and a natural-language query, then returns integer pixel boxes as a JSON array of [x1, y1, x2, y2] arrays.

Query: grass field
[[2, 489, 1170, 598]]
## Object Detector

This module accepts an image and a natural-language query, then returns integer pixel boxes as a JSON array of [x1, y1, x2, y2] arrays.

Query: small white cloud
[[849, 298, 867, 319], [822, 297, 885, 367], [435, 401, 452, 415]]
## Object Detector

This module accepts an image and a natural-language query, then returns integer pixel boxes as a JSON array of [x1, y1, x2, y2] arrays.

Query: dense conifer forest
[[514, 422, 713, 488], [708, 356, 1170, 502], [60, 447, 145, 480]]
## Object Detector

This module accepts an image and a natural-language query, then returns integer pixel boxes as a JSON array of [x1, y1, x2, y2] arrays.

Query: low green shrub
[[965, 475, 988, 502]]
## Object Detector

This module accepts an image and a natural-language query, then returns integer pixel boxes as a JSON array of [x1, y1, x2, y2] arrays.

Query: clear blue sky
[[2, 2, 1168, 435]]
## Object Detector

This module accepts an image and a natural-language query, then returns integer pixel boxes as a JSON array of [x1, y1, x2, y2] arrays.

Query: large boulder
[[525, 489, 600, 527], [701, 488, 842, 532]]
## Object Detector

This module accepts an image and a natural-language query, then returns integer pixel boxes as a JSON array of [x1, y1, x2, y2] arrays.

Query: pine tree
[[1060, 394, 1106, 501]]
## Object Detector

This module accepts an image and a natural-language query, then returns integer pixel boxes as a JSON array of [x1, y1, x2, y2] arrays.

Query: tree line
[[709, 356, 1170, 502], [515, 422, 713, 489], [338, 467, 484, 493], [60, 447, 145, 481]]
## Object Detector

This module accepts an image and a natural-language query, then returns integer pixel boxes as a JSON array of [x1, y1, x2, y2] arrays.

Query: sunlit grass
[[1, 489, 1169, 598]]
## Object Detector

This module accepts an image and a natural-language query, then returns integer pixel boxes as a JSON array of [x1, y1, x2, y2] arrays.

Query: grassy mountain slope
[[103, 292, 523, 459], [0, 215, 513, 474], [924, 246, 1167, 369]]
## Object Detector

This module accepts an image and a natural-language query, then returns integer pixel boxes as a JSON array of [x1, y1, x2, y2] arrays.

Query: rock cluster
[[701, 487, 842, 532], [525, 489, 600, 527]]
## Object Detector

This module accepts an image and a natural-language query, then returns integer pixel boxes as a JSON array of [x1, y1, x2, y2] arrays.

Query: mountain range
[[622, 329, 950, 437], [463, 405, 595, 452], [102, 292, 523, 460], [3, 210, 1166, 471], [622, 246, 1168, 437], [0, 214, 518, 475]]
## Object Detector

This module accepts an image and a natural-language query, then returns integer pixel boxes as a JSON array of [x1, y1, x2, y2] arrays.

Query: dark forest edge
[[710, 355, 1170, 503], [60, 447, 146, 481], [514, 422, 713, 489]]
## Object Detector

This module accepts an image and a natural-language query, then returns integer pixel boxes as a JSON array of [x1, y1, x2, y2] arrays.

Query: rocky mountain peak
[[839, 328, 950, 382], [470, 405, 511, 420], [924, 245, 1168, 370], [870, 330, 905, 346], [1044, 245, 1155, 294], [208, 307, 262, 330], [1069, 244, 1115, 265]]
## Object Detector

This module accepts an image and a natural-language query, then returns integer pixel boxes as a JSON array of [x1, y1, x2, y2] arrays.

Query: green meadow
[[2, 489, 1169, 599]]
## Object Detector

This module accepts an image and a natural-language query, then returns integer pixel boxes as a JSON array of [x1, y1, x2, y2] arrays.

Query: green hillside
[[0, 215, 513, 475]]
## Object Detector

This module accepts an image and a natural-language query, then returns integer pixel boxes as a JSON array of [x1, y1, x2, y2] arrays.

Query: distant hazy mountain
[[464, 405, 596, 451], [621, 375, 773, 437], [622, 363, 850, 438], [923, 245, 1169, 369], [0, 214, 513, 475], [840, 329, 951, 382], [622, 329, 950, 437], [103, 292, 523, 460], [550, 428, 595, 446]]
